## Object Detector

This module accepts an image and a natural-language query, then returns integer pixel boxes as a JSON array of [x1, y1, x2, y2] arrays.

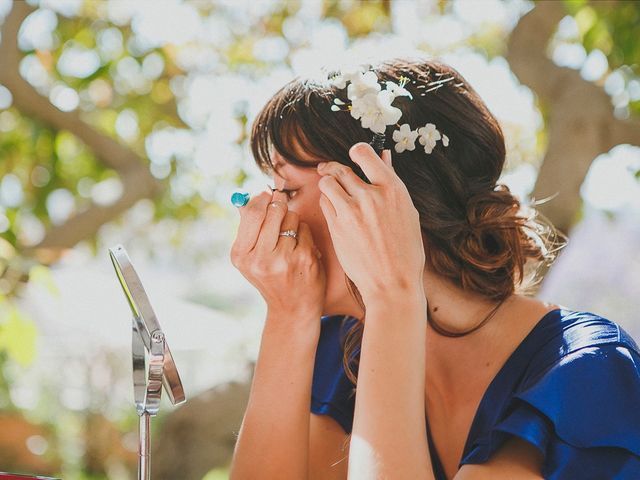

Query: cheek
[[289, 195, 322, 226], [288, 192, 328, 236]]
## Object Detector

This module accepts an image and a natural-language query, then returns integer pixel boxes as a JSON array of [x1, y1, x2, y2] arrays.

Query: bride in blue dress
[[229, 57, 640, 479]]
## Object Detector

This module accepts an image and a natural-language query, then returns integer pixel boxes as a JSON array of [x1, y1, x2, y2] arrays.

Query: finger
[[255, 190, 290, 252], [234, 189, 273, 253], [318, 190, 336, 226], [381, 149, 393, 170], [317, 175, 352, 216], [275, 209, 300, 253], [348, 142, 393, 186], [294, 221, 313, 253], [317, 161, 368, 197]]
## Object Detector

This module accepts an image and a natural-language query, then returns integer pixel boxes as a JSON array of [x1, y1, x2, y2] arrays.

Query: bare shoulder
[[454, 437, 544, 479], [309, 413, 350, 480]]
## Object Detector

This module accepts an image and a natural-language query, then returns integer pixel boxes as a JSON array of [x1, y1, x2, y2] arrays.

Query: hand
[[230, 189, 327, 328], [316, 142, 426, 303]]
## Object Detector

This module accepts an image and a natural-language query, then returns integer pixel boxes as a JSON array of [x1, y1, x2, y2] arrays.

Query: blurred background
[[0, 0, 639, 478]]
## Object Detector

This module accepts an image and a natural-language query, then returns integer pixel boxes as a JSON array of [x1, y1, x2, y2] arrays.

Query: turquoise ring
[[231, 191, 250, 207]]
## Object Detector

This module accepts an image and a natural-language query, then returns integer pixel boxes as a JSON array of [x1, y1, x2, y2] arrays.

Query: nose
[[271, 171, 289, 193]]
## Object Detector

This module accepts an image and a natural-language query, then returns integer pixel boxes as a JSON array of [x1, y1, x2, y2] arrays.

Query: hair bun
[[466, 184, 519, 232], [456, 184, 541, 295]]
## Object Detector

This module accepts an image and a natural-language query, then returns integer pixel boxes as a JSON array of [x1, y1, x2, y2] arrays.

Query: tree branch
[[0, 1, 164, 257], [610, 116, 640, 149], [506, 0, 640, 236]]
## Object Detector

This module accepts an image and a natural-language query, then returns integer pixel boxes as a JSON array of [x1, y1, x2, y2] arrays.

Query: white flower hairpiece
[[329, 65, 450, 155]]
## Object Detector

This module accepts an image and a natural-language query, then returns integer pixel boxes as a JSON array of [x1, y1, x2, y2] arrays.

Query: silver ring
[[279, 229, 298, 239]]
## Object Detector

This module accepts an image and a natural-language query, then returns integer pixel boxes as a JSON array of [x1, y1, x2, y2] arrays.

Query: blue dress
[[310, 308, 640, 479]]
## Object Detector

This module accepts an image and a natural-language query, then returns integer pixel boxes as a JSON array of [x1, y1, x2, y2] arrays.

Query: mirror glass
[[109, 244, 186, 405]]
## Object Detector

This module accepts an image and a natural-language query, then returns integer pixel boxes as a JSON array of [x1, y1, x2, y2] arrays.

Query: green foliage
[[202, 467, 230, 480], [324, 0, 390, 37], [0, 297, 37, 368], [563, 0, 640, 69], [562, 0, 640, 113]]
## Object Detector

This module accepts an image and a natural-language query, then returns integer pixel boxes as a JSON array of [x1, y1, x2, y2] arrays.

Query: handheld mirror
[[108, 244, 186, 480]]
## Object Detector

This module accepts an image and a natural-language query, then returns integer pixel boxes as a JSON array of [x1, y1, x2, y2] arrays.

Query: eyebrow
[[271, 161, 290, 181]]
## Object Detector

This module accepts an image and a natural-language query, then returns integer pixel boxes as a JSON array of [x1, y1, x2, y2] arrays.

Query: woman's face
[[269, 148, 364, 317], [269, 148, 328, 248]]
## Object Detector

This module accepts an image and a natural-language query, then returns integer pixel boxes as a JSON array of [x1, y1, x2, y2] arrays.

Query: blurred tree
[[0, 411, 62, 476], [0, 0, 639, 478], [508, 0, 640, 234]]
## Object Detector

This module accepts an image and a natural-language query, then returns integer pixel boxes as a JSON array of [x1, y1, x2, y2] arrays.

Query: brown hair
[[250, 57, 567, 410]]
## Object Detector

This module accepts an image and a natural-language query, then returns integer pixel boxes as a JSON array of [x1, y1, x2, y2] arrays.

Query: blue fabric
[[310, 314, 360, 434], [310, 308, 640, 479]]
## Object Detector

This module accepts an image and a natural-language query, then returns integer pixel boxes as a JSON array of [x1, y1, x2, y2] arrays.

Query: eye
[[268, 185, 298, 199], [280, 188, 297, 199]]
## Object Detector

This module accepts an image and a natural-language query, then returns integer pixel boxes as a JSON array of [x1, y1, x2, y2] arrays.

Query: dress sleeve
[[474, 343, 640, 479], [310, 316, 358, 435]]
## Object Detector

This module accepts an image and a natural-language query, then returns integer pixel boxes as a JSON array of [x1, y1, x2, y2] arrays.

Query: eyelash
[[268, 185, 298, 199]]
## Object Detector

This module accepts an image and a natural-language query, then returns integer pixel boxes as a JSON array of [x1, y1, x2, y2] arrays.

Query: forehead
[[271, 143, 316, 168], [272, 149, 286, 167]]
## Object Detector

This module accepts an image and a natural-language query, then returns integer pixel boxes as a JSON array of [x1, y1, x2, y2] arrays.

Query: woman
[[228, 57, 640, 479]]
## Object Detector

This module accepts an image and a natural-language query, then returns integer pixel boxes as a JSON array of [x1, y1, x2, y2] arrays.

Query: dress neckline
[[426, 307, 565, 479]]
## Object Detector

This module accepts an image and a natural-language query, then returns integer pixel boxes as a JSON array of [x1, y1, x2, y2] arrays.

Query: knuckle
[[250, 259, 270, 277], [285, 209, 299, 221], [297, 250, 314, 267], [333, 164, 348, 176], [231, 252, 247, 270], [243, 205, 261, 221], [245, 192, 270, 211], [318, 175, 332, 188], [268, 200, 287, 212]]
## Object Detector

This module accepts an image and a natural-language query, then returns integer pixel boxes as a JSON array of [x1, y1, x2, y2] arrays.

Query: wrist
[[363, 283, 426, 312], [265, 307, 322, 340], [267, 305, 323, 322]]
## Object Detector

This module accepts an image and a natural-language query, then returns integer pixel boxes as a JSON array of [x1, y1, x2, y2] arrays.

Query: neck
[[422, 268, 512, 337], [422, 269, 553, 400], [320, 258, 551, 402]]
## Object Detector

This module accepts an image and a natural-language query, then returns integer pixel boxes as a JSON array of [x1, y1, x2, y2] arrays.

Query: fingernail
[[317, 162, 327, 170], [231, 191, 250, 207], [272, 190, 287, 200], [349, 142, 368, 155]]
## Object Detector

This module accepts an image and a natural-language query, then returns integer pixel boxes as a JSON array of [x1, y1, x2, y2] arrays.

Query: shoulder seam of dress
[[528, 340, 639, 388]]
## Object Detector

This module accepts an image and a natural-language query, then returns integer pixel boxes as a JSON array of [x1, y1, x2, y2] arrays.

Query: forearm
[[230, 310, 321, 480], [348, 288, 435, 479]]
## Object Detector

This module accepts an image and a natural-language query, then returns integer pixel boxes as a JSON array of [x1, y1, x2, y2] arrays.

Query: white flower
[[392, 124, 419, 153], [329, 64, 365, 89], [442, 134, 449, 147], [347, 70, 381, 100], [417, 123, 441, 154], [385, 81, 412, 100], [351, 90, 403, 134]]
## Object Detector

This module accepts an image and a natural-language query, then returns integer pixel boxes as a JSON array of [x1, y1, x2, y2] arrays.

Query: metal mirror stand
[[108, 245, 186, 480]]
